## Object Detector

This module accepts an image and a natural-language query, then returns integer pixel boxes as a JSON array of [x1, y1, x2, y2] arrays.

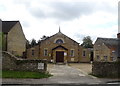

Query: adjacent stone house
[[2, 20, 26, 56], [94, 33, 120, 62], [26, 30, 93, 63], [80, 48, 93, 62]]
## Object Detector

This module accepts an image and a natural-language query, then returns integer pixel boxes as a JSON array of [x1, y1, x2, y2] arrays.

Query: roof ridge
[[98, 37, 117, 39], [2, 21, 19, 33], [3, 20, 19, 22], [41, 31, 80, 44]]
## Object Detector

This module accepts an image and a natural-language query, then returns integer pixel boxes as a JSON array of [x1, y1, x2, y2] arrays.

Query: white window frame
[[96, 55, 100, 60], [44, 48, 48, 56], [54, 38, 65, 43], [104, 56, 108, 61], [70, 49, 75, 57]]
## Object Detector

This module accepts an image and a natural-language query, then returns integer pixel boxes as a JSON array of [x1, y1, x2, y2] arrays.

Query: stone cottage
[[94, 33, 120, 62], [2, 20, 26, 56], [26, 29, 93, 63]]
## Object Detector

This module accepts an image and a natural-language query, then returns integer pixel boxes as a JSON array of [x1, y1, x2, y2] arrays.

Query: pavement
[[68, 63, 92, 74], [47, 64, 102, 84], [2, 63, 120, 85]]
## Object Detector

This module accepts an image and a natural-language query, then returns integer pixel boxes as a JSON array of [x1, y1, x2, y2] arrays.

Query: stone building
[[26, 30, 93, 63], [2, 20, 26, 56], [80, 48, 93, 62], [94, 33, 120, 62]]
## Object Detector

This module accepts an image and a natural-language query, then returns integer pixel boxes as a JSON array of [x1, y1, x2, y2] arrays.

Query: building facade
[[2, 20, 27, 56], [94, 35, 119, 62], [26, 30, 93, 63]]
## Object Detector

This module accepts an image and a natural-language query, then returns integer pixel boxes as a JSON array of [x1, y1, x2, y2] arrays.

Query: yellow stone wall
[[80, 48, 92, 62], [94, 43, 111, 62], [26, 32, 92, 63], [39, 32, 80, 63], [7, 22, 26, 56], [26, 45, 39, 59]]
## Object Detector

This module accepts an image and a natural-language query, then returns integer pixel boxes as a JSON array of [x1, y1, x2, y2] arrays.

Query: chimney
[[117, 33, 120, 38]]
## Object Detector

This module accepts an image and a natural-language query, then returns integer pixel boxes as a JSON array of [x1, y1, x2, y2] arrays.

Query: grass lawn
[[2, 70, 52, 79]]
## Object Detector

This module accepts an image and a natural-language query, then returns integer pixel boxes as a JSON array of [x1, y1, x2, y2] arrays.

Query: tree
[[30, 39, 36, 47], [26, 40, 30, 48], [81, 36, 93, 48], [41, 35, 49, 40], [37, 39, 41, 44]]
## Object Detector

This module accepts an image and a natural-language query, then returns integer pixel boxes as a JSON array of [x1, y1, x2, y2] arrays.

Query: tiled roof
[[96, 38, 118, 47], [2, 21, 18, 33], [95, 37, 119, 56], [40, 31, 80, 45]]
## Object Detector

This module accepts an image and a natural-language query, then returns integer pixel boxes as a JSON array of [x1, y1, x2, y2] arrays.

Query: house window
[[56, 39, 63, 44], [44, 49, 48, 56], [83, 51, 86, 57], [32, 50, 34, 56], [96, 55, 100, 60], [104, 56, 108, 61], [70, 49, 74, 57]]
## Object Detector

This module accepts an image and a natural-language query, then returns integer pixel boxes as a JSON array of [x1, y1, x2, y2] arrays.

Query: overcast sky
[[0, 0, 119, 44]]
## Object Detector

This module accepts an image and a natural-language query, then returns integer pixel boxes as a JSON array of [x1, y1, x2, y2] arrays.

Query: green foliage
[[81, 36, 93, 48], [41, 35, 49, 40], [0, 32, 2, 50], [0, 70, 2, 78], [2, 70, 52, 78], [26, 40, 30, 48], [0, 32, 5, 50], [30, 39, 37, 47]]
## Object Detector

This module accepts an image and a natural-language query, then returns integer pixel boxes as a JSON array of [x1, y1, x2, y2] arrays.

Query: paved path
[[2, 64, 103, 85], [68, 63, 92, 74], [47, 64, 102, 84]]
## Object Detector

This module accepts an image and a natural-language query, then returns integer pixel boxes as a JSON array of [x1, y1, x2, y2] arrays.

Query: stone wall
[[26, 32, 84, 63], [2, 51, 47, 72], [92, 62, 120, 78], [80, 48, 93, 62], [26, 45, 39, 59], [94, 43, 111, 62]]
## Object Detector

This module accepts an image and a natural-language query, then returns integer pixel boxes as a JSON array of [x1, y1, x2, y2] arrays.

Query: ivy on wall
[[0, 32, 7, 51]]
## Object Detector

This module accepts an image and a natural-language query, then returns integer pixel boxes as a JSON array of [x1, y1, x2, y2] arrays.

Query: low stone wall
[[2, 51, 47, 72], [16, 59, 47, 72], [92, 61, 120, 78]]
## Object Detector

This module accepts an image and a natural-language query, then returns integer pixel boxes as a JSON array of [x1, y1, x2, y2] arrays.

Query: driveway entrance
[[48, 64, 102, 84]]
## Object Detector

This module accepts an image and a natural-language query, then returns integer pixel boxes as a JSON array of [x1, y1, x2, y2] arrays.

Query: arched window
[[56, 39, 63, 44]]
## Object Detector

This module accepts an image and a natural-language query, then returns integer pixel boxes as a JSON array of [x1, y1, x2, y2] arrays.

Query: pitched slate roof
[[95, 37, 119, 57], [40, 31, 80, 45], [2, 21, 18, 34], [95, 37, 118, 49]]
